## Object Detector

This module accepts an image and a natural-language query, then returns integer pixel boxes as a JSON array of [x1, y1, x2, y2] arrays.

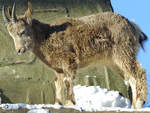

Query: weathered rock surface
[[0, 108, 149, 113], [0, 0, 131, 104]]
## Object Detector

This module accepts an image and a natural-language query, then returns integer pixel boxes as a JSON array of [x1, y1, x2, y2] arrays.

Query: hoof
[[54, 99, 63, 105], [131, 98, 144, 109], [65, 100, 75, 106]]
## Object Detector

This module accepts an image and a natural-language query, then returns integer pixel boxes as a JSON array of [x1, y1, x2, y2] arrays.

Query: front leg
[[64, 73, 76, 106], [54, 54, 78, 105], [54, 69, 76, 106], [54, 72, 65, 105]]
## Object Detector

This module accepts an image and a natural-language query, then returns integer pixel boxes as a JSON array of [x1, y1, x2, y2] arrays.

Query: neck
[[31, 19, 52, 66], [31, 19, 51, 43]]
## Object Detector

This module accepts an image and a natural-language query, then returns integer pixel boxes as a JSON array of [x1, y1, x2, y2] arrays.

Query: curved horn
[[12, 2, 17, 23], [2, 6, 10, 26]]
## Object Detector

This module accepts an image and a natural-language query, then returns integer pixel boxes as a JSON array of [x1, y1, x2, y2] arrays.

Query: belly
[[78, 52, 112, 68]]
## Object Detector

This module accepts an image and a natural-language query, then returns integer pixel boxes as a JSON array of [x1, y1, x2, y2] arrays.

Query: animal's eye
[[20, 30, 26, 36]]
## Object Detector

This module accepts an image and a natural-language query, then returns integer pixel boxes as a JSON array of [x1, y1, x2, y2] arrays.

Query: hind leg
[[113, 51, 147, 108], [127, 61, 147, 108]]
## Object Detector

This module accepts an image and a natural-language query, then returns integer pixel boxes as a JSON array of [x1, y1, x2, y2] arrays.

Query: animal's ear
[[24, 0, 32, 25], [7, 7, 12, 17]]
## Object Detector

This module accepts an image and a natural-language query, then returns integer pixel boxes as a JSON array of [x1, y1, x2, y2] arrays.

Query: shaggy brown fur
[[2, 1, 147, 108]]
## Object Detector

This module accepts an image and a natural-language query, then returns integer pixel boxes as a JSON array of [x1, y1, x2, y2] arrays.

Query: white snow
[[0, 85, 150, 112], [28, 109, 50, 113], [73, 85, 131, 111]]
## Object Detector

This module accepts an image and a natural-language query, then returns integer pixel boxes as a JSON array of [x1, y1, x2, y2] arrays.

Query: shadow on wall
[[0, 89, 12, 103]]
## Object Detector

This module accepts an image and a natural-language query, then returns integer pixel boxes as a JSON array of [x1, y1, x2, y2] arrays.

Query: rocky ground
[[0, 108, 149, 113]]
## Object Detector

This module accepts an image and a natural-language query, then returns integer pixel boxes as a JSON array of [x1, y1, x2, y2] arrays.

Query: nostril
[[17, 48, 25, 55], [18, 49, 21, 53]]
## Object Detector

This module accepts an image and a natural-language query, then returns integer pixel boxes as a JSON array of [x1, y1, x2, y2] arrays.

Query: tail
[[139, 31, 148, 51], [130, 21, 148, 51]]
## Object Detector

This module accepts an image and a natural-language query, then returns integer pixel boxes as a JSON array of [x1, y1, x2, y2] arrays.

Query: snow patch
[[73, 85, 131, 111], [28, 109, 50, 113]]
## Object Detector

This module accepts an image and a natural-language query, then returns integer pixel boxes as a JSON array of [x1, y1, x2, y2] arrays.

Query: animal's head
[[2, 0, 34, 55]]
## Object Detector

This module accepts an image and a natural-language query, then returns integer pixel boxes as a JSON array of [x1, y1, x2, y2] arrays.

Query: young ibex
[[2, 0, 147, 109]]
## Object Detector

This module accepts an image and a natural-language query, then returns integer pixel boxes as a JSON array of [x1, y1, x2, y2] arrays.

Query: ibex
[[2, 0, 147, 109]]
